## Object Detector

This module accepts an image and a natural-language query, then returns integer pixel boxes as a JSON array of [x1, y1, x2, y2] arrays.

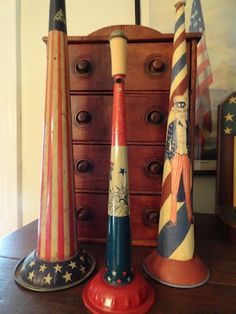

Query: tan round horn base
[[15, 249, 96, 292], [143, 250, 209, 288]]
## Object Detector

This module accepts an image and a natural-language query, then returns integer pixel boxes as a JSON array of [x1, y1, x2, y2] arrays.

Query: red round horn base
[[143, 250, 209, 288], [82, 268, 155, 314]]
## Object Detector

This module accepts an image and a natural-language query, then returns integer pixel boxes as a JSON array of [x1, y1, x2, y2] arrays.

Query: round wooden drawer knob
[[146, 110, 163, 125], [77, 208, 90, 223], [76, 111, 92, 125], [142, 208, 159, 228], [150, 59, 164, 72], [75, 59, 92, 76], [145, 160, 163, 176], [76, 160, 93, 174]]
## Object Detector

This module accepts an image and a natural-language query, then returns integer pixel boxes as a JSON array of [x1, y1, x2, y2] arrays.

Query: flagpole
[[135, 0, 141, 25]]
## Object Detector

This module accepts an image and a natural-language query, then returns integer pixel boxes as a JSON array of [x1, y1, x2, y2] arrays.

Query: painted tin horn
[[82, 30, 155, 313], [14, 0, 95, 291], [143, 0, 209, 288]]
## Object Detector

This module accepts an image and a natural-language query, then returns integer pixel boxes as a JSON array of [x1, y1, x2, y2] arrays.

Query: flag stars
[[68, 261, 77, 269], [27, 270, 35, 282], [119, 168, 127, 176], [107, 276, 112, 282], [44, 273, 53, 285], [63, 271, 72, 283], [39, 264, 47, 272], [229, 97, 236, 104], [224, 127, 232, 135], [54, 264, 62, 273], [224, 112, 234, 122], [116, 278, 122, 284], [112, 271, 117, 276], [80, 256, 85, 263], [43, 273, 53, 285], [79, 265, 86, 275], [29, 261, 36, 268]]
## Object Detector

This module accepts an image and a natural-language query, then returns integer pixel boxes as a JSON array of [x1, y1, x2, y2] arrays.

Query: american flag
[[189, 0, 213, 150]]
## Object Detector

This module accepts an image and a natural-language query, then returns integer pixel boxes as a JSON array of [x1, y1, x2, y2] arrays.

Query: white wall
[[0, 0, 21, 237]]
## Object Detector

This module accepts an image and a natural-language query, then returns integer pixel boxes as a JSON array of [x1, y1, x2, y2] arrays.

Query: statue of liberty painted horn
[[82, 30, 155, 313], [14, 0, 95, 291], [143, 0, 209, 288]]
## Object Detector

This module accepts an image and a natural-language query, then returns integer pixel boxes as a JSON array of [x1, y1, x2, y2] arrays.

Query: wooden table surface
[[0, 213, 236, 314]]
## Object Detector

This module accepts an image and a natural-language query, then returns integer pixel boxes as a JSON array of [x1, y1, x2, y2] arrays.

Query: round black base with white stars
[[14, 249, 95, 292]]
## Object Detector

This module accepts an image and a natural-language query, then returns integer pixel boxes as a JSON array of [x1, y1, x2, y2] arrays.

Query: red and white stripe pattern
[[189, 0, 213, 134], [37, 30, 77, 262]]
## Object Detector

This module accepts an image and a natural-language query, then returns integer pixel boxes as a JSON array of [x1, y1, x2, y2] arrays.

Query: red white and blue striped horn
[[14, 0, 95, 292], [143, 0, 209, 288], [82, 30, 155, 314]]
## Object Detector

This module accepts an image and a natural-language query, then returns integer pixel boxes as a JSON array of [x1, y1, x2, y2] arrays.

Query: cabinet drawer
[[69, 42, 191, 91], [71, 93, 169, 143], [73, 144, 164, 193], [76, 193, 160, 246]]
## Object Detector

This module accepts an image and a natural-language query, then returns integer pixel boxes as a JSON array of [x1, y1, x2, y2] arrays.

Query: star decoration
[[229, 96, 236, 104], [127, 277, 131, 282], [69, 261, 77, 269], [119, 168, 127, 176], [80, 256, 85, 262], [107, 276, 111, 282], [29, 261, 36, 268], [122, 271, 127, 276], [39, 264, 47, 272], [21, 264, 26, 272], [54, 264, 62, 273], [116, 278, 121, 284], [224, 112, 234, 122], [63, 271, 72, 283], [112, 271, 117, 276], [224, 127, 232, 135], [79, 265, 86, 275], [44, 273, 53, 285], [27, 270, 35, 282]]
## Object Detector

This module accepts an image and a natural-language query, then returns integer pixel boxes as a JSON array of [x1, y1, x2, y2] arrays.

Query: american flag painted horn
[[143, 0, 209, 288], [82, 30, 155, 314], [14, 0, 95, 292]]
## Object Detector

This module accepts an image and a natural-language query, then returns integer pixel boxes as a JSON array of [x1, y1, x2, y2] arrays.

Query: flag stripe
[[44, 31, 54, 260], [57, 31, 65, 260], [37, 29, 77, 261], [189, 0, 213, 134], [50, 31, 59, 261]]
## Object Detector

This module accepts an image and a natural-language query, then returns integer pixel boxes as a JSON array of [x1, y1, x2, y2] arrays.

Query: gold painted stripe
[[158, 196, 185, 233], [39, 31, 54, 259], [162, 159, 171, 185], [170, 65, 187, 98], [172, 40, 186, 66], [61, 32, 71, 259], [175, 6, 184, 21], [169, 224, 194, 261], [174, 23, 185, 43], [50, 31, 59, 261]]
